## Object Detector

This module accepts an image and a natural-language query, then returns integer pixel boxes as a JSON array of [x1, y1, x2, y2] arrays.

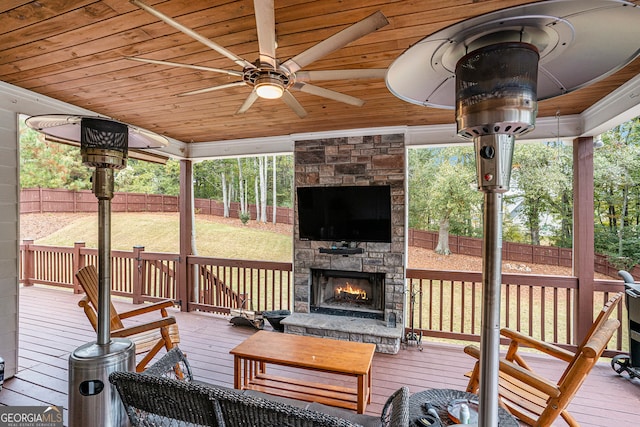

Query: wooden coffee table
[[230, 331, 376, 413]]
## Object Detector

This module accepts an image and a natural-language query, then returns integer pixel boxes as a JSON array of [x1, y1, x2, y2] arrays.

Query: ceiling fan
[[128, 0, 389, 118]]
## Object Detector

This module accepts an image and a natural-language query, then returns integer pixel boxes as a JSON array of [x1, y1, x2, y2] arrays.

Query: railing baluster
[[540, 286, 547, 340], [528, 285, 533, 336], [516, 285, 522, 332], [461, 281, 466, 334], [566, 288, 572, 344], [553, 287, 559, 343], [449, 279, 454, 333]]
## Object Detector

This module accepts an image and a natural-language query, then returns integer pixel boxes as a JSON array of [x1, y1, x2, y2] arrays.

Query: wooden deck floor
[[3, 285, 640, 426]]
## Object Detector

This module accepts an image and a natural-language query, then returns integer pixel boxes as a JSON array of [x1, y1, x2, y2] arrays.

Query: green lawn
[[36, 213, 293, 262]]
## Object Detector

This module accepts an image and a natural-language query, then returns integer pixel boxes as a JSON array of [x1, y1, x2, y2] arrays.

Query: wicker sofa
[[109, 347, 409, 427]]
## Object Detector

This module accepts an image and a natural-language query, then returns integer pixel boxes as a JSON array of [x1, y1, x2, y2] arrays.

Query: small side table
[[409, 389, 519, 426]]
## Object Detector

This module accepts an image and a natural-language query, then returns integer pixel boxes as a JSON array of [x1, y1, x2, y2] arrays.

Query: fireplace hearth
[[310, 269, 384, 320]]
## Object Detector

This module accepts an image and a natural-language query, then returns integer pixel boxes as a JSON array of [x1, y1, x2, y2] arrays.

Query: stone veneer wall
[[293, 133, 406, 326]]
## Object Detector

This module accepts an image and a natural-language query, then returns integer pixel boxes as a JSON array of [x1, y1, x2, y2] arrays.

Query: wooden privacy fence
[[19, 240, 627, 355], [20, 188, 179, 214], [408, 229, 633, 278], [20, 188, 294, 224]]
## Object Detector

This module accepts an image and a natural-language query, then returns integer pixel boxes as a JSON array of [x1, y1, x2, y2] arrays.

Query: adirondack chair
[[464, 292, 623, 426], [75, 265, 181, 372]]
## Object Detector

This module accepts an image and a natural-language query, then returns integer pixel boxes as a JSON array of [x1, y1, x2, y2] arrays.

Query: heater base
[[69, 338, 135, 427]]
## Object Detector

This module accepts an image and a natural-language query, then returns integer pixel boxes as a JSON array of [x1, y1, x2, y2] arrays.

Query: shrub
[[239, 211, 250, 225]]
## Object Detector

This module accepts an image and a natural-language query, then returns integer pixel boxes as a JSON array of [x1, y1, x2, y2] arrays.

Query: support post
[[73, 242, 86, 294], [22, 239, 34, 287], [573, 136, 595, 344], [179, 159, 195, 312], [132, 245, 145, 304]]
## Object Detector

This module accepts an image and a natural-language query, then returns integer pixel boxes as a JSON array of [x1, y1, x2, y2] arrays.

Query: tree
[[19, 122, 91, 190], [272, 154, 277, 224], [409, 146, 480, 254], [432, 158, 479, 254], [594, 117, 640, 265], [238, 158, 248, 219], [115, 159, 180, 195], [259, 156, 267, 223], [547, 141, 574, 248], [508, 142, 571, 245], [408, 148, 437, 230], [273, 155, 294, 208], [221, 172, 229, 217]]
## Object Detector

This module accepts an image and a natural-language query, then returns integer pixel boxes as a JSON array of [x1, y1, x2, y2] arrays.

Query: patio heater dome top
[[24, 114, 169, 149], [385, 0, 640, 110]]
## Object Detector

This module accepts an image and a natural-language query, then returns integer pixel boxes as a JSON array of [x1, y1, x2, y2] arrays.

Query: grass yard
[[34, 212, 293, 262]]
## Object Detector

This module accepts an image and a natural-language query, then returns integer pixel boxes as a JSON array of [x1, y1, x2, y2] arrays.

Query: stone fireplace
[[282, 133, 406, 354]]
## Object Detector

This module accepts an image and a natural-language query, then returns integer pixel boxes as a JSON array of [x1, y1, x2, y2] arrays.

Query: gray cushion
[[244, 389, 381, 426], [243, 389, 311, 409], [307, 402, 382, 427]]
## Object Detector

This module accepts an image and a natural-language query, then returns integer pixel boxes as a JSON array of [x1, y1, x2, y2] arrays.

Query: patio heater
[[25, 114, 168, 427], [386, 0, 640, 425]]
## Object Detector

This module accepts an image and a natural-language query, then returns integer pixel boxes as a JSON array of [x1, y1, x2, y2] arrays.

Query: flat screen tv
[[297, 185, 392, 243]]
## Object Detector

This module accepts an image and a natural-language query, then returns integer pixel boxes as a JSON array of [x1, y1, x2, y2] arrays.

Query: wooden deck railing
[[405, 269, 627, 355], [187, 256, 292, 315], [19, 240, 627, 354]]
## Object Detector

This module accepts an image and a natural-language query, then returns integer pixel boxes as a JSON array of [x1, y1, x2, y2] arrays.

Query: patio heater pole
[[94, 167, 114, 345], [474, 134, 514, 426]]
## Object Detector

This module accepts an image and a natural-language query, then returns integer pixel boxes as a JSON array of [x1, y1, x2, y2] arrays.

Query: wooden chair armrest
[[500, 328, 575, 363], [78, 296, 98, 329], [110, 316, 177, 338], [464, 345, 561, 398], [118, 300, 176, 319], [582, 319, 620, 359]]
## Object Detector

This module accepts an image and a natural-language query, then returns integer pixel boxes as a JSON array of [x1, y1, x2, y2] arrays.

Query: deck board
[[2, 285, 640, 426]]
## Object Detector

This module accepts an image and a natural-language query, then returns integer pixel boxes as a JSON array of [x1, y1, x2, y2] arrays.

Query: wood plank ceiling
[[2, 0, 640, 144]]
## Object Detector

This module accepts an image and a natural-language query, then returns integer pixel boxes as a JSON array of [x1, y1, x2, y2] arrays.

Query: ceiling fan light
[[255, 75, 284, 99], [256, 82, 284, 99]]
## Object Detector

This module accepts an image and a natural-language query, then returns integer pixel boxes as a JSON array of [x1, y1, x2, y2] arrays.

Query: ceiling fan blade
[[282, 91, 307, 118], [180, 82, 246, 96], [131, 0, 253, 69], [254, 0, 277, 68], [282, 11, 388, 73], [291, 82, 365, 106], [295, 69, 387, 81], [126, 57, 244, 77], [236, 91, 260, 114]]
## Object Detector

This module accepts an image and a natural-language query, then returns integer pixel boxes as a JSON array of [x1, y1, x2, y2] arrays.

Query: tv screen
[[297, 185, 392, 243]]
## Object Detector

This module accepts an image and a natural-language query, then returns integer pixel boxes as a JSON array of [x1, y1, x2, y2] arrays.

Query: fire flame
[[335, 282, 367, 300]]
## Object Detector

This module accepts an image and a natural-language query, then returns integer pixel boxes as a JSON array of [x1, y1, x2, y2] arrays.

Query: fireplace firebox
[[310, 269, 385, 320]]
